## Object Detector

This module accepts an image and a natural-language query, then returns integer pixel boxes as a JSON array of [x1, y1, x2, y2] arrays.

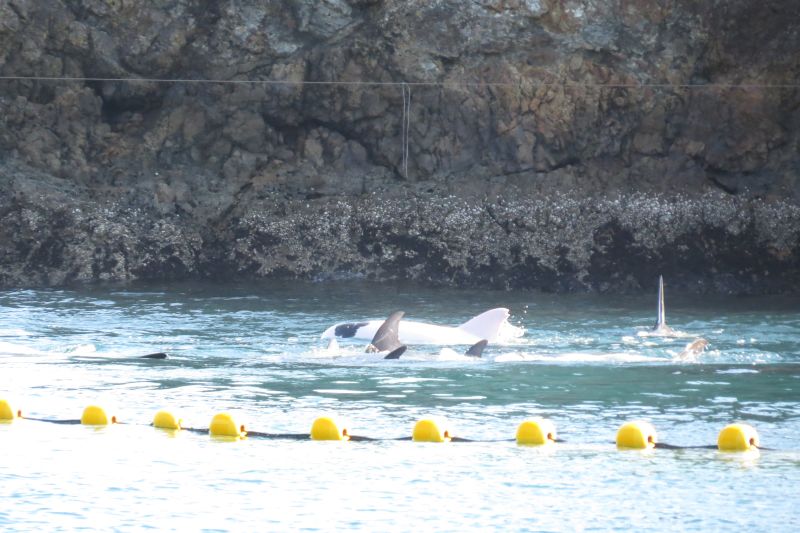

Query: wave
[[0, 341, 43, 356], [303, 343, 670, 365], [491, 351, 663, 364], [636, 328, 695, 339]]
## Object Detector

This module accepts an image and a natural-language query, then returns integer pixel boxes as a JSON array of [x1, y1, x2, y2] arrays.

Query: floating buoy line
[[1, 399, 763, 452]]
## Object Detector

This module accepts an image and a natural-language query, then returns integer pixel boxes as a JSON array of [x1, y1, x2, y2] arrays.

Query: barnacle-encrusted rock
[[2, 163, 798, 292], [0, 1, 799, 292]]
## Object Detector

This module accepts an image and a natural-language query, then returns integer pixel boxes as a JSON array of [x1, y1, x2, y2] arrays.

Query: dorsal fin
[[465, 340, 488, 358], [366, 311, 405, 353], [457, 308, 510, 341], [654, 275, 667, 330]]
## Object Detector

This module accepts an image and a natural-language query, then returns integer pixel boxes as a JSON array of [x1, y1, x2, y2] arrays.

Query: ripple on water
[[312, 389, 378, 395]]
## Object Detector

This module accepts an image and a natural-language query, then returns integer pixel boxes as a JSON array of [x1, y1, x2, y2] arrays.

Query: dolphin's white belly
[[398, 322, 483, 345], [323, 320, 482, 345]]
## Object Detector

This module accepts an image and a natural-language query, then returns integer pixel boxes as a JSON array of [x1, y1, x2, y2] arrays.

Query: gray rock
[[0, 0, 799, 292]]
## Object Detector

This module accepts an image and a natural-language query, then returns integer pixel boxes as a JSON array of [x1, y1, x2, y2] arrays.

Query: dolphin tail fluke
[[458, 308, 511, 342], [465, 340, 488, 358], [384, 345, 407, 359], [367, 311, 405, 353]]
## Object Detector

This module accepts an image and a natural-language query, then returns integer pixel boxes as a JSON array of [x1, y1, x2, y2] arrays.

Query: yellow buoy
[[718, 423, 759, 452], [81, 405, 116, 426], [0, 399, 21, 422], [516, 418, 557, 446], [209, 412, 246, 439], [153, 410, 182, 431], [310, 416, 350, 441], [616, 421, 657, 449], [412, 418, 451, 443]]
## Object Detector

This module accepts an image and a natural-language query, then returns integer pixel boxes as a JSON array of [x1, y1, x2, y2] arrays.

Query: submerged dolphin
[[321, 307, 523, 346]]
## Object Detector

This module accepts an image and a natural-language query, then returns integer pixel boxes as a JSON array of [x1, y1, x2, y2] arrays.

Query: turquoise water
[[1, 281, 799, 531]]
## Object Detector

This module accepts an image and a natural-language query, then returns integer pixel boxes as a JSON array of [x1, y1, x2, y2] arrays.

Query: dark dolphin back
[[465, 340, 488, 357]]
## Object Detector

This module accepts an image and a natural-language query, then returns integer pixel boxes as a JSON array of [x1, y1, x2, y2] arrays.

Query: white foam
[[0, 341, 42, 355], [636, 328, 694, 339], [64, 344, 97, 355], [0, 328, 33, 337], [492, 351, 661, 364]]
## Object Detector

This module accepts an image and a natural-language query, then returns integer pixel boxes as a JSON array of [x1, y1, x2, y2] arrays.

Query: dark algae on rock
[[1, 0, 799, 292]]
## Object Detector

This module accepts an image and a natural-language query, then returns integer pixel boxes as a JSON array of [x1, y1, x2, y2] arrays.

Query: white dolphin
[[321, 308, 524, 346]]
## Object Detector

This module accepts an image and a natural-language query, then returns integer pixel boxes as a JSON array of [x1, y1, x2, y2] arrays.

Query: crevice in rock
[[707, 172, 738, 195]]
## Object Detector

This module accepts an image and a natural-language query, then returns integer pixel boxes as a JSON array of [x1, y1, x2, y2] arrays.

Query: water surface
[[2, 281, 799, 531]]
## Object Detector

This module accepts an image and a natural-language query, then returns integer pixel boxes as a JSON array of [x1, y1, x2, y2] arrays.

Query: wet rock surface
[[2, 163, 798, 293], [1, 0, 799, 292]]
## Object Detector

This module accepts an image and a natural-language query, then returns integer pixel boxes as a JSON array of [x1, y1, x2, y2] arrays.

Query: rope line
[[0, 75, 797, 89], [10, 417, 775, 449]]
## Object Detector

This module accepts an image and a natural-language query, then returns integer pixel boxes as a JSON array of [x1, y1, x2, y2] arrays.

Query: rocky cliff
[[1, 0, 799, 292]]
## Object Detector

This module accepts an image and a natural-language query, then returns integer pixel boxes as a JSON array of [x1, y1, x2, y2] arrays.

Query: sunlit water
[[2, 281, 799, 531]]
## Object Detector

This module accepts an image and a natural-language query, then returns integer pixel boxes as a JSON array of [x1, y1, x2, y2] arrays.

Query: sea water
[[1, 281, 799, 531]]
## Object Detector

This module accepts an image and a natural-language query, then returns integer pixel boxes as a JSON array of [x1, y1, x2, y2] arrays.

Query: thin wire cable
[[0, 75, 797, 89], [4, 73, 791, 179], [406, 83, 411, 179], [401, 83, 406, 178], [401, 82, 411, 179]]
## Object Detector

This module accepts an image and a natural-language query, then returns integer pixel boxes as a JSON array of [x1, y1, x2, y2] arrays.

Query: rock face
[[1, 0, 799, 292]]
